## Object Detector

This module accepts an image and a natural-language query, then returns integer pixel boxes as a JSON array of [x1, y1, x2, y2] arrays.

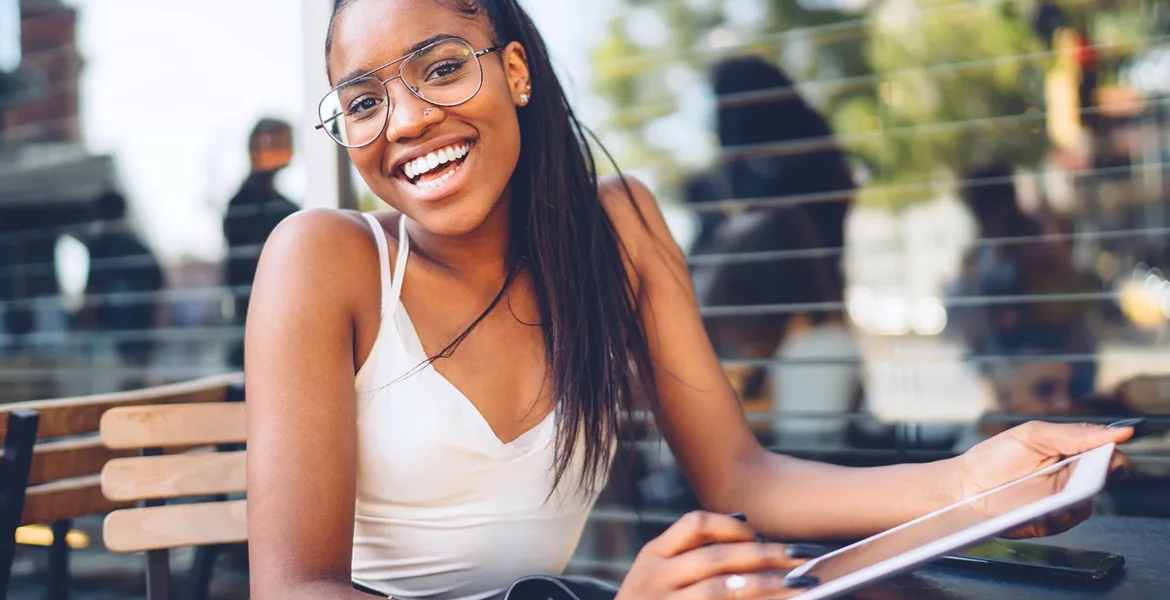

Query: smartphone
[[936, 539, 1124, 582]]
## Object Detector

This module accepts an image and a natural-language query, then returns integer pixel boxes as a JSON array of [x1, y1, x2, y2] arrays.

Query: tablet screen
[[800, 454, 1082, 586]]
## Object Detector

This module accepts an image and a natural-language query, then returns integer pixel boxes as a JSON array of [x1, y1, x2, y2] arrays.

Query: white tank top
[[351, 213, 604, 600]]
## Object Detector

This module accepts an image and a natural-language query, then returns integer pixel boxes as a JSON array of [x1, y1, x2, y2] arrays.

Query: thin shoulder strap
[[390, 215, 410, 305], [360, 213, 395, 317]]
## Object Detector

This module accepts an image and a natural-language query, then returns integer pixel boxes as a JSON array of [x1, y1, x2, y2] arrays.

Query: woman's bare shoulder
[[254, 207, 383, 316], [598, 174, 688, 278], [266, 207, 375, 250]]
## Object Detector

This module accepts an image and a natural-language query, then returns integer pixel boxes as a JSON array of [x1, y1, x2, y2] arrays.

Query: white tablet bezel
[[785, 442, 1116, 600]]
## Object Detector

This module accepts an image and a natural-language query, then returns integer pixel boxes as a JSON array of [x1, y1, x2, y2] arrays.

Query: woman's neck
[[404, 197, 513, 286]]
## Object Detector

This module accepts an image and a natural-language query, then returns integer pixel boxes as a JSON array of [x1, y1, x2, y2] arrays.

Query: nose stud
[[424, 108, 433, 117]]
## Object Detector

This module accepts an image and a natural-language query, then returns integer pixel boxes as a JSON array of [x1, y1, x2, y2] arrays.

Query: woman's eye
[[347, 97, 381, 116], [427, 61, 466, 81]]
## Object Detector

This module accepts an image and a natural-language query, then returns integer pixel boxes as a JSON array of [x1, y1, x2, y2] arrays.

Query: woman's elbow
[[251, 573, 357, 600], [694, 445, 775, 513]]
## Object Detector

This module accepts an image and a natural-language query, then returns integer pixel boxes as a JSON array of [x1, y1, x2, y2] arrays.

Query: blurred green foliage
[[589, 0, 1156, 210]]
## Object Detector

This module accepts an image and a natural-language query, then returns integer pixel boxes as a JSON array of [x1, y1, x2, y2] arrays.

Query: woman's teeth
[[403, 143, 470, 184], [417, 166, 459, 190]]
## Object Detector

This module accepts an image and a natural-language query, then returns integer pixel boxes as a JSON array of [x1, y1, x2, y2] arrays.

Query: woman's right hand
[[614, 511, 821, 600]]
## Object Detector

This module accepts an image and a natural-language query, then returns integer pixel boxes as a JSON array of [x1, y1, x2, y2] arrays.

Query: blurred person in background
[[688, 56, 871, 447], [984, 333, 1078, 437], [948, 162, 1101, 405], [687, 55, 852, 297], [223, 117, 299, 368], [82, 190, 165, 389], [0, 229, 63, 354], [244, 3, 1134, 600]]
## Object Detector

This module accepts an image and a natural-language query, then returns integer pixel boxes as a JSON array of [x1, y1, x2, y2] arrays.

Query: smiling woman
[[241, 2, 1133, 600]]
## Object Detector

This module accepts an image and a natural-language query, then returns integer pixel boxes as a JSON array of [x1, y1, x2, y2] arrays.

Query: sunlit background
[[3, 0, 1170, 597]]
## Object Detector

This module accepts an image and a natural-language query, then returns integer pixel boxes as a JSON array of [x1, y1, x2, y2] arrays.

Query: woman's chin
[[374, 176, 506, 239], [408, 201, 501, 239]]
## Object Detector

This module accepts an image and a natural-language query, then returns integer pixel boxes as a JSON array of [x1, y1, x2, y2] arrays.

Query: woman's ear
[[501, 41, 531, 107]]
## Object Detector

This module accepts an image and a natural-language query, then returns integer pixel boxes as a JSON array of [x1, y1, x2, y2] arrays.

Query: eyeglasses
[[315, 37, 502, 148]]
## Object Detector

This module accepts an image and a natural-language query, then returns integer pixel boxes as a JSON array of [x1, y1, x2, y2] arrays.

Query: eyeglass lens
[[319, 39, 484, 147]]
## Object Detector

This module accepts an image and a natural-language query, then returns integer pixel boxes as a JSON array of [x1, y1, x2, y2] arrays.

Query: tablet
[[785, 442, 1117, 600]]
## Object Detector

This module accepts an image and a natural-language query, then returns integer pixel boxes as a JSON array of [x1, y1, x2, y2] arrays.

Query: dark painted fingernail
[[785, 544, 826, 559], [1108, 418, 1145, 429], [784, 575, 819, 589], [727, 512, 747, 522]]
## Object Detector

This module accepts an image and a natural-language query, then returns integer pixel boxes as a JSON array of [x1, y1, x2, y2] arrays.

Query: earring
[[519, 93, 530, 106]]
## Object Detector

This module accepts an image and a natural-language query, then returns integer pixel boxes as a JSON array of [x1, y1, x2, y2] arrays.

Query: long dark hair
[[327, 0, 655, 496]]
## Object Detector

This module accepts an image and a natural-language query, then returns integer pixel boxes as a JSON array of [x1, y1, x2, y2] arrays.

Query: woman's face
[[327, 0, 529, 236]]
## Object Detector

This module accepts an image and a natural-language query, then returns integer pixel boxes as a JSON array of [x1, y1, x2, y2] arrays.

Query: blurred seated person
[[82, 190, 165, 386], [695, 205, 833, 374], [947, 162, 1101, 403], [685, 55, 853, 302], [223, 118, 299, 367], [688, 56, 871, 446], [682, 174, 726, 259], [981, 330, 1079, 438]]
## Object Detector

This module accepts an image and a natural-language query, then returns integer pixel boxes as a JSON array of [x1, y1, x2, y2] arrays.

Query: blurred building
[[1, 0, 118, 399]]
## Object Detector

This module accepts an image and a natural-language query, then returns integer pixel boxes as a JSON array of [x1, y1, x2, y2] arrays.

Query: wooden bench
[[100, 398, 247, 600], [0, 373, 242, 600]]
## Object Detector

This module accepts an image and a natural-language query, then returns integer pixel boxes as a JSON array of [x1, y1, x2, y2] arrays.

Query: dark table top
[[852, 516, 1169, 599]]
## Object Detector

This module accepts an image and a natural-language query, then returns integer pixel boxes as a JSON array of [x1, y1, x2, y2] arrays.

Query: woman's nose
[[384, 81, 441, 143]]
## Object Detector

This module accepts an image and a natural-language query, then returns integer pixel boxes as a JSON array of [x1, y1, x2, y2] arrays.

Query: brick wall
[[3, 0, 81, 144]]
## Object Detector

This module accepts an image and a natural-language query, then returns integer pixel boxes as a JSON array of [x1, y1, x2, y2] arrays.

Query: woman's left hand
[[955, 421, 1132, 538]]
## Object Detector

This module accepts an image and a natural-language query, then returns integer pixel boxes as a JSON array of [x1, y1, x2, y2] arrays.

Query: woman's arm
[[244, 209, 381, 600], [601, 176, 1127, 542]]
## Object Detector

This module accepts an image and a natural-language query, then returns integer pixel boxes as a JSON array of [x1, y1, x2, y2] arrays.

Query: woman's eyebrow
[[335, 33, 460, 85]]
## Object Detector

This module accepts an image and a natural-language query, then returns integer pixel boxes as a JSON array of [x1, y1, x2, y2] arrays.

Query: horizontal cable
[[0, 348, 1132, 377], [0, 325, 243, 346], [699, 290, 1118, 318], [981, 413, 1170, 426], [0, 222, 1156, 293], [627, 409, 1170, 428], [581, 455, 1170, 533], [0, 198, 300, 247], [772, 413, 1170, 428], [722, 351, 1111, 369], [626, 439, 1170, 462], [690, 222, 1170, 268], [5, 51, 1163, 247], [714, 37, 1165, 111], [6, 161, 1162, 283], [0, 336, 1137, 369], [606, 35, 1167, 126], [0, 285, 250, 312], [0, 365, 229, 384], [684, 156, 1170, 214], [714, 94, 1170, 165], [629, 438, 953, 456], [0, 283, 1118, 316], [596, 0, 1081, 77], [0, 243, 266, 280]]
